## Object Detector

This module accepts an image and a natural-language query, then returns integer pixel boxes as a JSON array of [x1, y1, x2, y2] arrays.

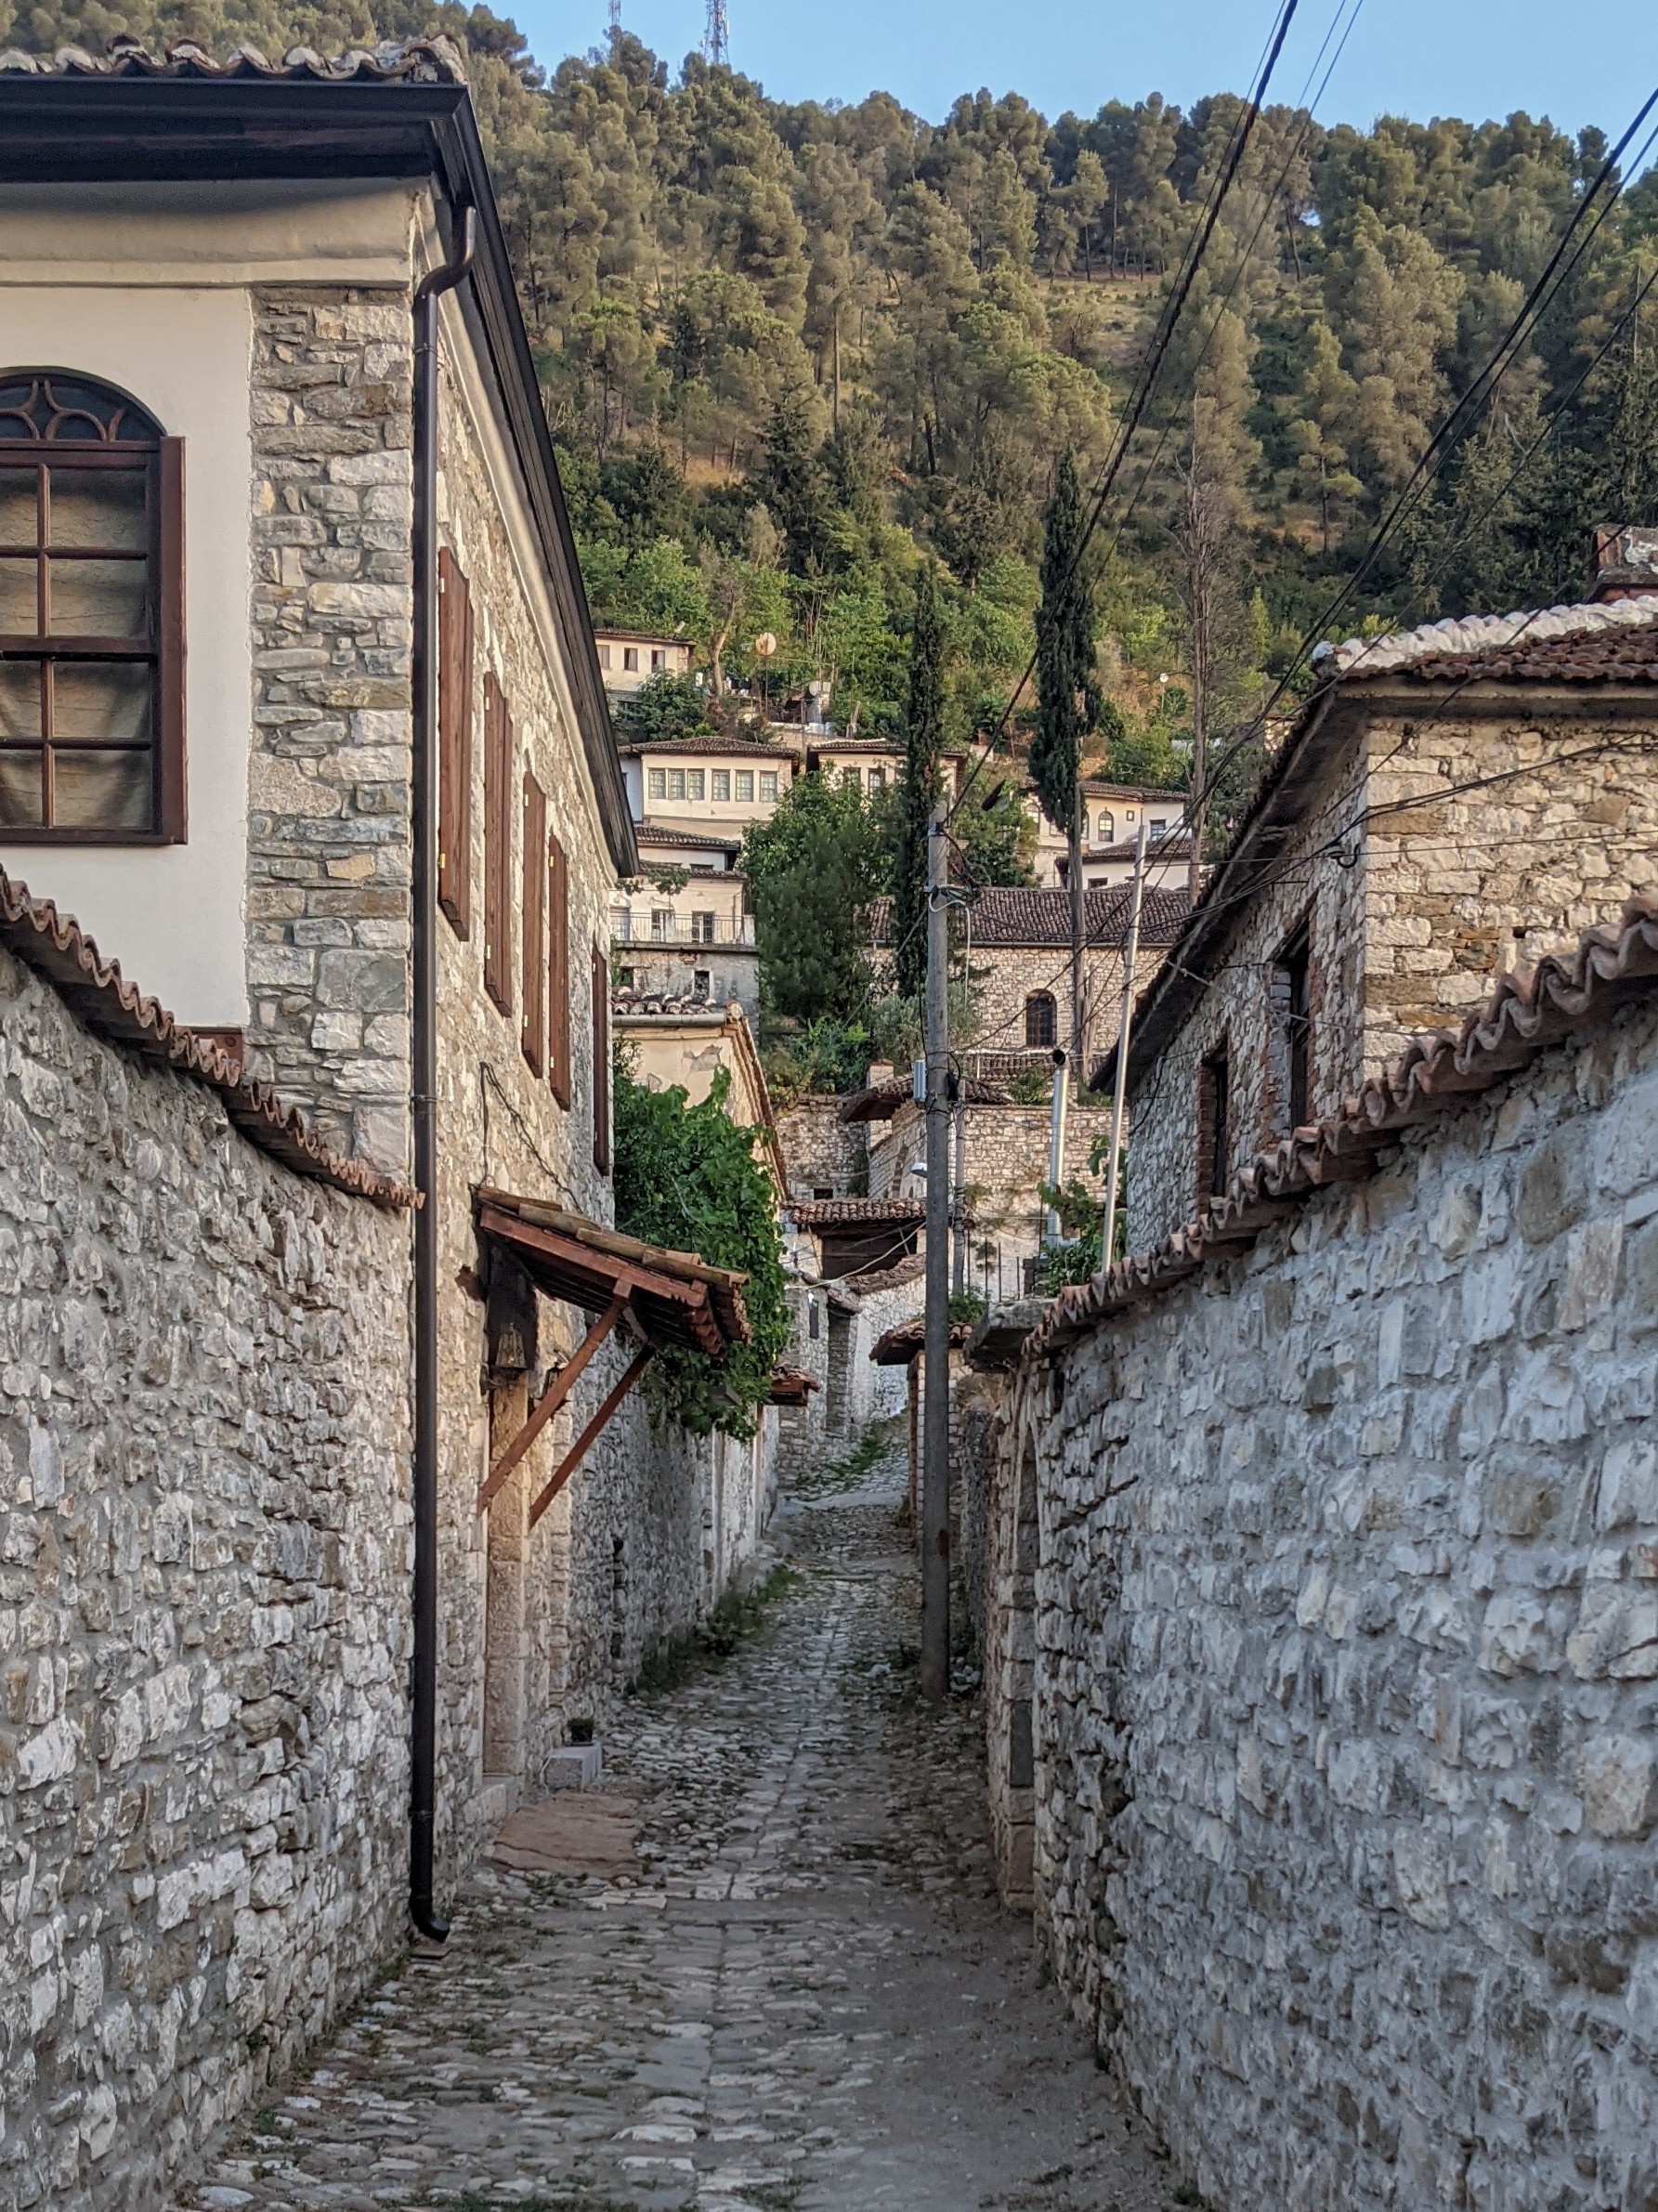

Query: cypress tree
[[1031, 452, 1099, 1058], [893, 561, 946, 1001]]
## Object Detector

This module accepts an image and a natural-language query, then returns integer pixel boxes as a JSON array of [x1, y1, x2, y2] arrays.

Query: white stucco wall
[[0, 183, 419, 1027], [0, 284, 254, 1022]]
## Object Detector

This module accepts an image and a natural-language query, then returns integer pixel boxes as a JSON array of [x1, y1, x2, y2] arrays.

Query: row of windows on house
[[1195, 917, 1311, 1212], [1082, 808, 1174, 846], [598, 641, 672, 674], [646, 765, 780, 804], [438, 548, 610, 1172]]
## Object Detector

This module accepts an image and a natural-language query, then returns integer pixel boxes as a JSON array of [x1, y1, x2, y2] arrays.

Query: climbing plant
[[612, 1054, 790, 1440]]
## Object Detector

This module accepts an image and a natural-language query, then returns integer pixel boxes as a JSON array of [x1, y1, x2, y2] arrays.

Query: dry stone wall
[[0, 942, 411, 2212], [1001, 992, 1658, 2212]]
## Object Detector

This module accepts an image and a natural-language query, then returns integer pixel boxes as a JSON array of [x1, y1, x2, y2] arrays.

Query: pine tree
[[892, 561, 946, 1001], [1031, 452, 1098, 1060]]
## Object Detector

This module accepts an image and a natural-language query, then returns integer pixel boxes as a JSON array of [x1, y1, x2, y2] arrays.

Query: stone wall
[[0, 942, 411, 2212], [989, 989, 1658, 2210], [775, 1093, 868, 1200], [971, 943, 1166, 1070], [244, 283, 416, 1175], [775, 1280, 830, 1486], [1126, 712, 1658, 1254]]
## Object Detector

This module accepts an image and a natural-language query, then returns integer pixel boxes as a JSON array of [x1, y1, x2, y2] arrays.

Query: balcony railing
[[610, 910, 756, 948]]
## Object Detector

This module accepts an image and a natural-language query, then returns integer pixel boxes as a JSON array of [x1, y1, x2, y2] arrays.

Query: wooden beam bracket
[[477, 1289, 629, 1514], [528, 1344, 655, 1530]]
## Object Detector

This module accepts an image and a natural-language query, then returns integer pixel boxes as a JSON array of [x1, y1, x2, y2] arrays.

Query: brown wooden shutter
[[548, 831, 571, 1107], [157, 436, 187, 843], [592, 941, 610, 1175], [437, 548, 473, 936], [482, 674, 513, 1015], [521, 772, 547, 1075]]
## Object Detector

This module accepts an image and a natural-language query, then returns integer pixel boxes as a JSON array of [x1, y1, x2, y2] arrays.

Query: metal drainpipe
[[410, 204, 475, 1944]]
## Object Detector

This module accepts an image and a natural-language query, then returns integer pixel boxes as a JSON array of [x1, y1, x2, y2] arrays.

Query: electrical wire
[[946, 0, 1305, 827]]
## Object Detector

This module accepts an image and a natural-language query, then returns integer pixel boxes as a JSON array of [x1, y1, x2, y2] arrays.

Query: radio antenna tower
[[704, 0, 729, 67]]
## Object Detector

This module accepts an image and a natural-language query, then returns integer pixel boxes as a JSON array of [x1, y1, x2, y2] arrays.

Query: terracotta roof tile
[[842, 1252, 927, 1293], [790, 1197, 925, 1227], [0, 33, 464, 78], [836, 1074, 1011, 1123], [870, 1315, 972, 1365], [0, 870, 415, 1206], [1029, 896, 1658, 1360], [870, 884, 1189, 949], [1317, 591, 1658, 680]]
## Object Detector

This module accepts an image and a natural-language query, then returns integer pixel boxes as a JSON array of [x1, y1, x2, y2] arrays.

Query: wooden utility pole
[[920, 800, 951, 1704]]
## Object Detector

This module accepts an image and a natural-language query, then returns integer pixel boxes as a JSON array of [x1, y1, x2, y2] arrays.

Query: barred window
[[0, 372, 184, 841]]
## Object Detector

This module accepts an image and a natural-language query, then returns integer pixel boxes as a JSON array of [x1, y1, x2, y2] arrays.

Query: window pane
[[735, 771, 753, 802], [869, 767, 885, 790], [0, 468, 36, 549], [50, 556, 148, 638], [712, 770, 729, 800], [647, 767, 665, 798], [54, 661, 152, 744], [667, 768, 685, 800], [0, 557, 36, 632], [48, 467, 147, 551], [0, 748, 43, 825], [0, 661, 41, 740], [686, 769, 705, 800], [760, 772, 777, 801], [53, 749, 152, 830]]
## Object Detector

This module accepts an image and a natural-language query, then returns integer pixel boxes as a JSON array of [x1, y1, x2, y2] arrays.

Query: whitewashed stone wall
[[1001, 993, 1658, 2211], [0, 943, 411, 2212]]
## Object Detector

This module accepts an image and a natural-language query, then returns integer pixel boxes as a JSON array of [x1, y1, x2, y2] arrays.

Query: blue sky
[[521, 0, 1652, 150]]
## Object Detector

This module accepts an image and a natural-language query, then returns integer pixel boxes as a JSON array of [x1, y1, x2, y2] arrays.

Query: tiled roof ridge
[[1319, 591, 1658, 678], [842, 1252, 928, 1294], [790, 1196, 926, 1225], [1027, 894, 1658, 1360], [0, 870, 416, 1208], [613, 989, 732, 1016], [0, 33, 466, 81]]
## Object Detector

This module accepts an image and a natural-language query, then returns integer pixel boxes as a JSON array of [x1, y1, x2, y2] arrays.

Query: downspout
[[410, 203, 476, 1944]]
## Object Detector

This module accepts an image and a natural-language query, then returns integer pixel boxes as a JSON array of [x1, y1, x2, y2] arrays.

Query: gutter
[[409, 202, 475, 1947]]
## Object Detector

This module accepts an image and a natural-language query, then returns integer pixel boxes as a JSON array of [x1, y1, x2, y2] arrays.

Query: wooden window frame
[[1197, 1041, 1231, 1211], [548, 831, 571, 1107], [437, 547, 473, 936], [521, 771, 546, 1076], [592, 941, 611, 1175], [482, 672, 513, 1016], [1025, 991, 1057, 1049], [1272, 916, 1313, 1136], [0, 373, 184, 844]]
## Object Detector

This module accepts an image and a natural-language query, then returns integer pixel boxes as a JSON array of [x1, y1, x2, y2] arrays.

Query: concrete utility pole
[[920, 800, 951, 1704], [1102, 815, 1150, 1270]]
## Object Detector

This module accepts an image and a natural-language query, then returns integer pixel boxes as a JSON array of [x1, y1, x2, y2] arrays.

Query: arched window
[[1097, 809, 1116, 845], [0, 372, 183, 842], [1025, 991, 1057, 1048]]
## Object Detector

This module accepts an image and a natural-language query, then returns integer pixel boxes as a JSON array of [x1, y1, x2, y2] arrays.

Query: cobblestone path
[[182, 1443, 1187, 2212]]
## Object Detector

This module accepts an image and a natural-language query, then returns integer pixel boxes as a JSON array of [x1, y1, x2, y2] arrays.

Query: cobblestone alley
[[179, 1440, 1187, 2212]]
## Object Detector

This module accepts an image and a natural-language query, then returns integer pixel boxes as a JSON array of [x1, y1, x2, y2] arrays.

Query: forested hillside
[[11, 0, 1658, 781]]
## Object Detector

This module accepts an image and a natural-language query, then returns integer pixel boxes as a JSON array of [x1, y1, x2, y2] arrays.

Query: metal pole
[[1102, 815, 1150, 1273], [920, 800, 951, 1704], [1045, 1046, 1067, 1241]]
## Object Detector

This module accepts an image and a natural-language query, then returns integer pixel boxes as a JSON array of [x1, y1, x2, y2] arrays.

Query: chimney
[[1588, 525, 1658, 603]]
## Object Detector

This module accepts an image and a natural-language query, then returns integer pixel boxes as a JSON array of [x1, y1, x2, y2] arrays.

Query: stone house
[[0, 43, 782, 2204], [1029, 778, 1189, 887], [612, 988, 786, 1196], [1107, 592, 1658, 1251], [611, 820, 758, 1016], [594, 624, 692, 698], [969, 899, 1658, 2211], [873, 883, 1187, 1068]]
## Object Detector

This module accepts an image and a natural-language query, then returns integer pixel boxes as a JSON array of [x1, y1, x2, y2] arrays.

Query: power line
[[947, 0, 1304, 827]]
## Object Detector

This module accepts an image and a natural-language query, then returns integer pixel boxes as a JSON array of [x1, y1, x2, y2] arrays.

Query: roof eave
[[0, 72, 638, 879]]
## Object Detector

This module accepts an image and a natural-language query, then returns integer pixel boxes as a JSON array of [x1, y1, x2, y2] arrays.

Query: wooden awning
[[474, 1187, 750, 1529], [477, 1186, 747, 1358]]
